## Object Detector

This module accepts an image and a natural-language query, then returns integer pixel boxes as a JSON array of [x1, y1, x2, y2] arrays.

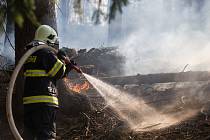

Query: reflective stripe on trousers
[[23, 95, 58, 105]]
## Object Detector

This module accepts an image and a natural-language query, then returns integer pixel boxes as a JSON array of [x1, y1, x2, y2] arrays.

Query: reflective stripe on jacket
[[23, 95, 58, 105], [24, 59, 66, 77], [23, 41, 66, 108]]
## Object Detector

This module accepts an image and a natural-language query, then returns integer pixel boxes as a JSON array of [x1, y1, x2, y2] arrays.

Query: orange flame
[[63, 77, 90, 93]]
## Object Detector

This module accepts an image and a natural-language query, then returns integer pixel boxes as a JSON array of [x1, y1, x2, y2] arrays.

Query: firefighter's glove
[[69, 60, 82, 73], [70, 60, 77, 66], [57, 49, 71, 65], [57, 50, 67, 61]]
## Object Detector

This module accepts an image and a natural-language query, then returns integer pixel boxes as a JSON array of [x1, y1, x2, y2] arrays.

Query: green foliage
[[92, 0, 108, 24], [109, 0, 129, 23], [0, 0, 7, 23], [90, 0, 129, 24], [0, 0, 129, 28], [1, 0, 39, 28], [91, 0, 129, 24], [92, 9, 107, 24], [73, 0, 83, 16]]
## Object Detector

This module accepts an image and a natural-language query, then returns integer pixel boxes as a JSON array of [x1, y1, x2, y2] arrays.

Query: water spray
[[83, 73, 197, 131]]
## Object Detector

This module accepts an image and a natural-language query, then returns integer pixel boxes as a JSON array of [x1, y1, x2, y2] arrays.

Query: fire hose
[[6, 44, 56, 140]]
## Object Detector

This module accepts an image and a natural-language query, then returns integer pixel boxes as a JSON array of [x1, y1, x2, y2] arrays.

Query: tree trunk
[[14, 0, 57, 119]]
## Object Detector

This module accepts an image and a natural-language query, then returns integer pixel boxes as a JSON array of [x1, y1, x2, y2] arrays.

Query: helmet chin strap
[[46, 39, 59, 49], [54, 39, 59, 49], [46, 41, 56, 48]]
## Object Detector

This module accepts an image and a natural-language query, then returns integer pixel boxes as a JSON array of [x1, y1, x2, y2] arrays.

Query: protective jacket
[[23, 41, 67, 108]]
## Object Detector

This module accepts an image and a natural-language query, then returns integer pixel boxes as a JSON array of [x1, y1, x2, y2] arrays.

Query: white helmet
[[34, 25, 58, 44]]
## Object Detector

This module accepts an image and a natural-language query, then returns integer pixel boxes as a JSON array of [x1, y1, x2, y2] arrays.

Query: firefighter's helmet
[[34, 25, 58, 44]]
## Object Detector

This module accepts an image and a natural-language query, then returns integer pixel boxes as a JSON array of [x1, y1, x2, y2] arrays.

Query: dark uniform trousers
[[23, 106, 57, 140]]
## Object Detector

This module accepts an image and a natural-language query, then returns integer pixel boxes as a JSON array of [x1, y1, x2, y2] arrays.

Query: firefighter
[[23, 25, 82, 140]]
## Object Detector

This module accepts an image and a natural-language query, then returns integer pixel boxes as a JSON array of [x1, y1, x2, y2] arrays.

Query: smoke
[[119, 0, 210, 75], [56, 0, 210, 75], [58, 24, 109, 49]]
